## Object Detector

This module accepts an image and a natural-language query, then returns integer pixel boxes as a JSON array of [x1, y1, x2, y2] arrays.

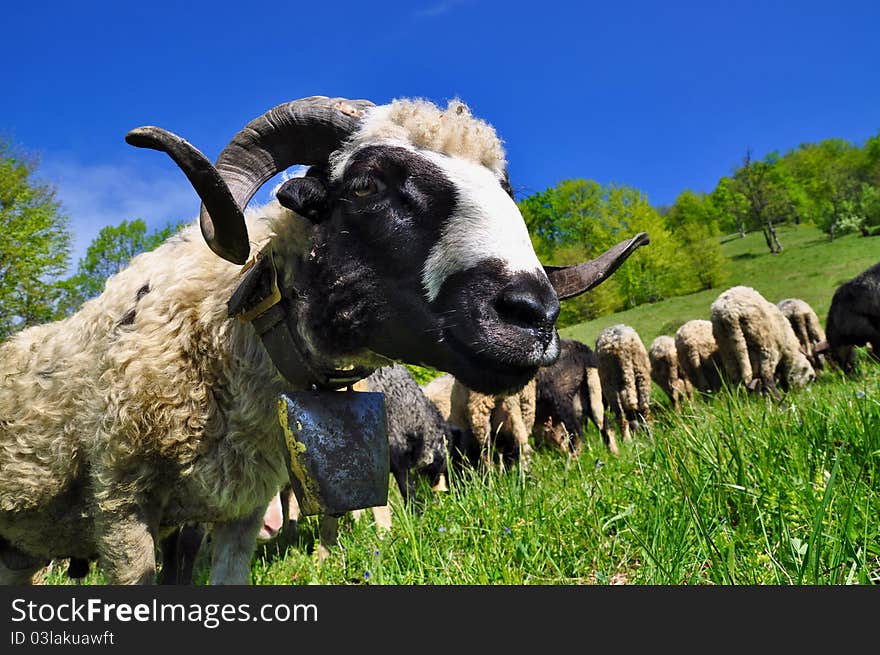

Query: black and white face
[[279, 144, 560, 394]]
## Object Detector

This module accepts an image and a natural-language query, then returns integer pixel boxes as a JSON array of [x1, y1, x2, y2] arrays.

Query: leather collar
[[227, 245, 374, 391]]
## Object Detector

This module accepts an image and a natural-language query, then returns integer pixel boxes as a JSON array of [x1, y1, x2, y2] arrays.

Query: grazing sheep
[[674, 319, 725, 395], [649, 335, 693, 412], [421, 374, 481, 471], [0, 96, 648, 585], [824, 262, 880, 372], [423, 374, 536, 469], [710, 286, 815, 399], [595, 324, 652, 448], [362, 364, 453, 505], [776, 298, 827, 371], [533, 338, 605, 457]]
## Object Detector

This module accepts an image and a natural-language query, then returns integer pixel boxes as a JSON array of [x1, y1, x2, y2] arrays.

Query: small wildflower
[[595, 459, 604, 469], [503, 527, 512, 535], [857, 391, 866, 398], [374, 550, 380, 557], [364, 571, 371, 580], [438, 526, 446, 533]]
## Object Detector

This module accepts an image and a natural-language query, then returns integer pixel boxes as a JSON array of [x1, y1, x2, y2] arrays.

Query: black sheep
[[825, 262, 880, 372], [533, 339, 606, 456], [363, 364, 456, 505]]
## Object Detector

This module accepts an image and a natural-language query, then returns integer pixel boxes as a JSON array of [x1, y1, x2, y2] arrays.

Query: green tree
[[520, 179, 695, 326], [0, 140, 71, 339], [664, 190, 728, 291], [783, 139, 864, 240], [730, 150, 797, 253]]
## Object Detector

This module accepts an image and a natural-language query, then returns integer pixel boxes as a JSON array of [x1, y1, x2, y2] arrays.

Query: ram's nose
[[495, 275, 560, 336]]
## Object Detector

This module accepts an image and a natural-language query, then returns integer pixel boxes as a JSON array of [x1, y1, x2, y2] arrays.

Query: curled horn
[[126, 96, 374, 264], [544, 232, 650, 300], [125, 127, 247, 262]]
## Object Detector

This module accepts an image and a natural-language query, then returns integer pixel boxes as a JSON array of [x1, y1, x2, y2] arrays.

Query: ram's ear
[[276, 175, 328, 223]]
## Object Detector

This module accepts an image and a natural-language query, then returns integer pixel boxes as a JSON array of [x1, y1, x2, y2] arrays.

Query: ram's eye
[[351, 177, 385, 198]]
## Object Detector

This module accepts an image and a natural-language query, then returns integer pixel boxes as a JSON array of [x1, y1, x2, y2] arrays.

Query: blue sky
[[2, 1, 878, 268]]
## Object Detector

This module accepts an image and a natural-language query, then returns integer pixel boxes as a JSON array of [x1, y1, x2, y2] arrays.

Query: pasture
[[563, 224, 879, 348], [39, 227, 880, 586]]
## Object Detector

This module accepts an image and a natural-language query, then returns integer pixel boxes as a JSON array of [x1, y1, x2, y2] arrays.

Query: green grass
[[562, 224, 880, 347], [42, 361, 880, 586]]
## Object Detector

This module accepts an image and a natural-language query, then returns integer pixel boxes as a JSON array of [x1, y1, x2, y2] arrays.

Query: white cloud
[[37, 156, 312, 273], [40, 155, 200, 271]]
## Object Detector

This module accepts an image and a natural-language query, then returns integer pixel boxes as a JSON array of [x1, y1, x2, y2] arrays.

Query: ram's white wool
[[421, 152, 544, 302], [329, 98, 507, 180]]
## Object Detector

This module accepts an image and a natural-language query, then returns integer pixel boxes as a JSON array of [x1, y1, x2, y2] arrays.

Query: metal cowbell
[[278, 390, 389, 516]]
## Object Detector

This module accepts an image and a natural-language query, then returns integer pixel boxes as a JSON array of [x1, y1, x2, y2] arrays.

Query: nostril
[[497, 287, 560, 330]]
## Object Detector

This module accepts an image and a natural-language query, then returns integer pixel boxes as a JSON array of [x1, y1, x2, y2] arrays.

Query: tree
[[708, 177, 749, 238], [0, 140, 71, 339], [58, 218, 185, 315], [519, 179, 699, 326], [785, 139, 864, 240], [730, 150, 793, 253], [664, 190, 728, 291]]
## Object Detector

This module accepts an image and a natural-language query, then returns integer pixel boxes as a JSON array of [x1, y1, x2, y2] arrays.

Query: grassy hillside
[[562, 225, 880, 348]]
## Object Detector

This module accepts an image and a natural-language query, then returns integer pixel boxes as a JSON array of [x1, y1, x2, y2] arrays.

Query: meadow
[[562, 224, 879, 347], [40, 225, 880, 585]]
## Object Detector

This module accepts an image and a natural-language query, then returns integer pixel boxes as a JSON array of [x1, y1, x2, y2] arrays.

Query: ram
[[0, 96, 647, 584]]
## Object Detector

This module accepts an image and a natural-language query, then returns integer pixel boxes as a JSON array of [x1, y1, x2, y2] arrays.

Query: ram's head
[[127, 97, 647, 394]]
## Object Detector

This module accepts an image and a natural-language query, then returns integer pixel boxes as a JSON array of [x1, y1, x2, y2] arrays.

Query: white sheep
[[422, 373, 537, 470], [710, 286, 815, 399], [595, 324, 652, 448], [649, 334, 693, 412], [674, 319, 725, 394], [776, 298, 827, 371], [0, 96, 648, 584]]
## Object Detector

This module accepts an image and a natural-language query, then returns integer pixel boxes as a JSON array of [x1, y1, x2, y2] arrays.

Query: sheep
[[674, 319, 725, 395], [360, 364, 454, 505], [648, 334, 693, 412], [710, 286, 815, 399], [824, 262, 880, 373], [776, 298, 828, 371], [532, 338, 605, 457], [594, 324, 652, 448], [421, 374, 481, 471], [423, 373, 537, 470], [0, 95, 650, 585]]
